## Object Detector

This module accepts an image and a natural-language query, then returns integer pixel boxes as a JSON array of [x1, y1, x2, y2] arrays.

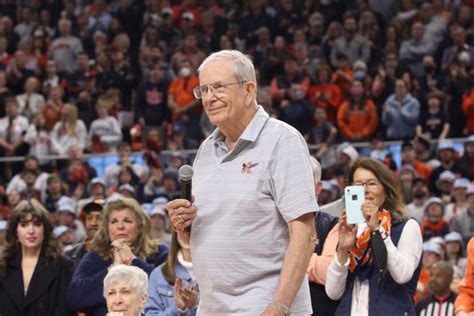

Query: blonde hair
[[90, 198, 158, 259]]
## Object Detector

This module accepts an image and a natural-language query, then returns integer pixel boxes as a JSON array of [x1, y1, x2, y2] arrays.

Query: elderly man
[[167, 50, 318, 315]]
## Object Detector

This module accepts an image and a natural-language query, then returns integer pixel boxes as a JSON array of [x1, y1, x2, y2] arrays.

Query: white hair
[[197, 50, 257, 84], [309, 156, 322, 183], [103, 265, 148, 298]]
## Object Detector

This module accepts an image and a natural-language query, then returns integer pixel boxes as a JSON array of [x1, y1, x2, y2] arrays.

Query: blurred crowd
[[0, 0, 474, 314]]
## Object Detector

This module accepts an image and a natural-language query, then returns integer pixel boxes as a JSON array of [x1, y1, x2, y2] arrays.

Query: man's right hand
[[167, 198, 197, 232]]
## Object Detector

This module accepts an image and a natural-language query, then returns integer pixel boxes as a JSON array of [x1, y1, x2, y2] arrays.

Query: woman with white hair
[[104, 265, 148, 316]]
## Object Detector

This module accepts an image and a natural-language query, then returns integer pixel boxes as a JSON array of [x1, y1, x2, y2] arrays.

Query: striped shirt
[[191, 106, 318, 315], [415, 292, 457, 316]]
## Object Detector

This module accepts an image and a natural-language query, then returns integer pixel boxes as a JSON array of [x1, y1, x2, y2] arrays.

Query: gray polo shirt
[[191, 106, 318, 315]]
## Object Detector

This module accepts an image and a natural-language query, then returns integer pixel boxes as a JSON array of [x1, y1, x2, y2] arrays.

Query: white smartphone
[[344, 185, 365, 224]]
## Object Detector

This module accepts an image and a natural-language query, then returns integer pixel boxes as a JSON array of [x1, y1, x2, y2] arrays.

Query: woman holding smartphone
[[0, 199, 74, 316], [326, 157, 423, 316]]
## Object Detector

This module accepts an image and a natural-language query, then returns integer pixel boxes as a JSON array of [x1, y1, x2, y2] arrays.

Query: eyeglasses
[[352, 180, 381, 190], [193, 81, 247, 99]]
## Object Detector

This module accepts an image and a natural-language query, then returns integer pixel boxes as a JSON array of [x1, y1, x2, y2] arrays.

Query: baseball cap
[[444, 231, 463, 244], [182, 11, 194, 21], [56, 196, 76, 215], [467, 184, 474, 196], [338, 143, 358, 161], [53, 225, 69, 238], [0, 220, 6, 231], [90, 177, 106, 187], [437, 170, 456, 186], [437, 139, 455, 152], [423, 241, 443, 254], [453, 178, 470, 189], [162, 7, 173, 17], [118, 184, 136, 195], [424, 197, 445, 211], [148, 205, 167, 218]]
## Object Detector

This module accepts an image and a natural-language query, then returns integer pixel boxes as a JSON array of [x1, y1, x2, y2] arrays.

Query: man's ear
[[245, 81, 257, 106]]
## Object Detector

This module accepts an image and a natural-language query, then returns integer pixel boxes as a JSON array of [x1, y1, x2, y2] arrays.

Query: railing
[[0, 138, 470, 177]]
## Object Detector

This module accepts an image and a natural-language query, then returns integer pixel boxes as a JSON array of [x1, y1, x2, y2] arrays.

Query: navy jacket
[[0, 253, 74, 316], [336, 219, 422, 316], [67, 244, 168, 316]]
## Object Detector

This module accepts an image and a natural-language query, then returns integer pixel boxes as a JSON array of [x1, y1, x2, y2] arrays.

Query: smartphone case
[[344, 185, 365, 224]]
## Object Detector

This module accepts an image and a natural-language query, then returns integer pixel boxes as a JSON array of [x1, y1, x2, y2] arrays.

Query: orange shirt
[[168, 75, 199, 108], [462, 89, 474, 134], [337, 99, 378, 140], [455, 238, 474, 313], [308, 84, 342, 124]]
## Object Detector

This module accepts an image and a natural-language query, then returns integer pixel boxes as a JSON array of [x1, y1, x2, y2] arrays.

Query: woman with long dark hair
[[326, 158, 423, 315], [0, 199, 74, 316]]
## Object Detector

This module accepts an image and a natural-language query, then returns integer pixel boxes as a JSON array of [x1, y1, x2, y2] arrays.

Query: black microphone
[[178, 165, 194, 232]]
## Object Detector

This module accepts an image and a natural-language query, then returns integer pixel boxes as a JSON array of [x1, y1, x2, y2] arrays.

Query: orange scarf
[[349, 209, 392, 272]]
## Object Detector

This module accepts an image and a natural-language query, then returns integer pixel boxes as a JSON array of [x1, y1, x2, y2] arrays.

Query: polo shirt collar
[[210, 106, 269, 144]]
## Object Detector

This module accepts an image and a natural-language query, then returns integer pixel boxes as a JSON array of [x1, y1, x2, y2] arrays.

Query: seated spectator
[[414, 134, 437, 168], [382, 79, 420, 140], [399, 16, 448, 79], [104, 265, 149, 316], [51, 103, 88, 155], [437, 170, 456, 205], [406, 178, 430, 223], [5, 50, 35, 95], [163, 122, 199, 150], [0, 97, 29, 179], [442, 25, 474, 72], [398, 164, 419, 204], [400, 139, 432, 181], [416, 92, 450, 142], [279, 83, 315, 135], [16, 76, 45, 121], [67, 198, 168, 316], [42, 174, 67, 215], [104, 143, 148, 190], [270, 56, 310, 105], [454, 238, 474, 315], [24, 113, 54, 167], [144, 168, 179, 202], [99, 43, 137, 110], [54, 225, 75, 252], [415, 261, 457, 316], [42, 59, 65, 96], [170, 33, 206, 74], [59, 146, 97, 199], [452, 185, 474, 244], [336, 80, 378, 142], [77, 178, 107, 212], [459, 135, 474, 181], [57, 196, 86, 244], [308, 64, 342, 125], [42, 85, 65, 131], [66, 200, 104, 271], [6, 155, 48, 198], [135, 63, 169, 127], [19, 169, 42, 201], [331, 53, 353, 95], [329, 12, 371, 67], [167, 59, 201, 141], [417, 240, 446, 304], [88, 95, 122, 153], [145, 231, 198, 315], [147, 197, 171, 246], [445, 178, 470, 225], [48, 18, 83, 75], [421, 197, 451, 242], [429, 140, 468, 196], [306, 108, 337, 167], [445, 232, 467, 277]]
